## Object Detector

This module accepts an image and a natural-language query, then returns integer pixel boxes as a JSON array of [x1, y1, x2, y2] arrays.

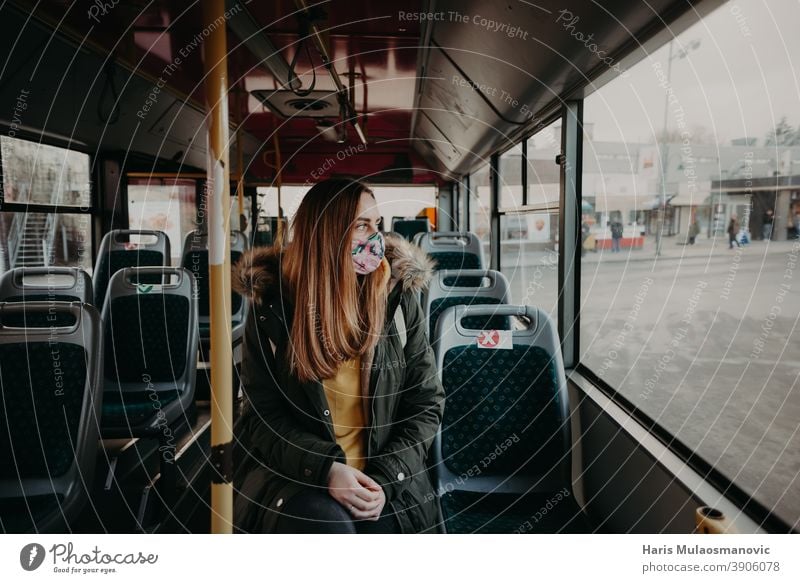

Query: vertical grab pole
[[236, 88, 245, 229], [202, 0, 233, 534]]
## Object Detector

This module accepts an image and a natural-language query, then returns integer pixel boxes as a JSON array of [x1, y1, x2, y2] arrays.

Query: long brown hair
[[282, 179, 387, 382]]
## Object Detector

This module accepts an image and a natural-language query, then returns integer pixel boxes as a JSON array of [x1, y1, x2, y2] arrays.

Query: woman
[[231, 179, 444, 534]]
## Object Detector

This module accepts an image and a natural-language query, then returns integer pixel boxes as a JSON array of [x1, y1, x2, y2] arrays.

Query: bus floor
[[71, 404, 220, 534]]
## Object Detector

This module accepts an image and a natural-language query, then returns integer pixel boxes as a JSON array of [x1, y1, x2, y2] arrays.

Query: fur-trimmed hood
[[232, 232, 435, 304]]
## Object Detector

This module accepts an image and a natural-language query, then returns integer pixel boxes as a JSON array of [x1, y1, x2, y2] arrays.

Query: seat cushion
[[441, 345, 565, 476], [441, 490, 590, 533], [104, 294, 190, 382], [431, 251, 481, 271], [101, 389, 181, 427], [0, 342, 87, 479]]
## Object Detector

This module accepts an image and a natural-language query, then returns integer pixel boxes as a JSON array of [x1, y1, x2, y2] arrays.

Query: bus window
[[580, 0, 800, 527], [499, 143, 523, 210], [527, 123, 561, 208], [0, 137, 92, 273], [127, 178, 198, 266], [468, 164, 491, 259]]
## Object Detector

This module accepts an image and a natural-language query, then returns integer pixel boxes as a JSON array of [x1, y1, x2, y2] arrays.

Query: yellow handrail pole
[[202, 0, 233, 534]]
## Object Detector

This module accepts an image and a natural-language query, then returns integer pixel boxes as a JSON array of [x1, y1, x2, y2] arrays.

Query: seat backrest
[[434, 304, 569, 494], [415, 232, 485, 275], [391, 218, 430, 241], [0, 267, 93, 327], [101, 267, 198, 436], [424, 269, 511, 341], [93, 230, 170, 309], [0, 302, 103, 531], [181, 229, 248, 325]]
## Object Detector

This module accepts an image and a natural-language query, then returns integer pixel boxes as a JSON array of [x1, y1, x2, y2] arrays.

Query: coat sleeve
[[363, 291, 445, 501], [241, 312, 345, 487]]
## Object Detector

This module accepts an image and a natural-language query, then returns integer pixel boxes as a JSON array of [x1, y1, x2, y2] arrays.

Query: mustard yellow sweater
[[321, 257, 391, 471]]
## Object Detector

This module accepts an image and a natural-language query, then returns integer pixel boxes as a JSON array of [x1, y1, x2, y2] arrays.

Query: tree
[[765, 117, 800, 146]]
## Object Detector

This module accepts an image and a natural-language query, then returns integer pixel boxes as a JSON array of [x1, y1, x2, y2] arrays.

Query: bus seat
[[416, 232, 485, 286], [0, 302, 103, 533], [93, 230, 170, 309], [391, 217, 430, 241], [180, 229, 248, 357], [424, 269, 511, 343], [100, 267, 198, 438], [0, 267, 93, 326], [432, 304, 589, 533]]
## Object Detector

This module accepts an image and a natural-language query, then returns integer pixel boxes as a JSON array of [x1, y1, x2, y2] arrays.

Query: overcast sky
[[583, 0, 800, 146]]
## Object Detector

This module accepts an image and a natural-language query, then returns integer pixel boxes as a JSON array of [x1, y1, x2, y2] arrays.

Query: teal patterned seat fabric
[[3, 294, 80, 327], [431, 252, 483, 287], [184, 249, 244, 323], [429, 296, 508, 339], [101, 389, 181, 427], [94, 249, 165, 307], [440, 345, 564, 476], [441, 490, 589, 534], [0, 342, 87, 479], [104, 295, 190, 382], [431, 252, 481, 271], [0, 493, 64, 533]]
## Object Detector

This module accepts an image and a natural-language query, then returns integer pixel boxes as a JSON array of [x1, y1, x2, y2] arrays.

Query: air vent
[[251, 89, 340, 118]]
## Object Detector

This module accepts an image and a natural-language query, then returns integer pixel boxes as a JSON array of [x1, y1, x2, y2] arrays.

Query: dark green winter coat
[[231, 234, 445, 533]]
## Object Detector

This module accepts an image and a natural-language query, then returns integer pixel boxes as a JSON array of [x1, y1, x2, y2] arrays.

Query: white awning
[[668, 192, 710, 206]]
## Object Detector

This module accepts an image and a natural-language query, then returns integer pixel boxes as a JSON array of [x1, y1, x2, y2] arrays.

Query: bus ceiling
[[1, 0, 720, 183]]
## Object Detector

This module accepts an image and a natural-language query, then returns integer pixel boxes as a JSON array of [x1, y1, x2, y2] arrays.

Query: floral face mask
[[351, 231, 385, 275]]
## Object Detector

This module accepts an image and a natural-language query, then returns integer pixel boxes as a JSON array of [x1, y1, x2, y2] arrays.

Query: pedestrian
[[762, 209, 774, 241], [728, 215, 740, 249], [610, 220, 623, 253], [794, 211, 800, 240], [688, 220, 700, 245]]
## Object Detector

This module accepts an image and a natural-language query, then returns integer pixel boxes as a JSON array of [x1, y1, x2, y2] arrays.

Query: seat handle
[[13, 267, 81, 289], [119, 266, 186, 287], [437, 269, 503, 291], [452, 304, 540, 333], [0, 301, 83, 331]]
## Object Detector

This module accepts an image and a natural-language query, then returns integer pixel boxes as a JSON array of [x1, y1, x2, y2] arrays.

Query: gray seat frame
[[423, 268, 510, 347], [432, 304, 570, 496], [101, 266, 198, 437], [0, 301, 103, 532], [93, 229, 171, 307]]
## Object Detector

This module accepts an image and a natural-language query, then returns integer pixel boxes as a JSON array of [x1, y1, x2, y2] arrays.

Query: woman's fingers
[[346, 492, 381, 512], [353, 470, 381, 491], [351, 485, 379, 503]]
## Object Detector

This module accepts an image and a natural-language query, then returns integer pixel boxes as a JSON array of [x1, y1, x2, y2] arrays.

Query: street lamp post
[[656, 38, 701, 256]]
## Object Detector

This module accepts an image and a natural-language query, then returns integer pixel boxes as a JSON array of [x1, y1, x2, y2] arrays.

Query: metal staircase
[[4, 182, 63, 269]]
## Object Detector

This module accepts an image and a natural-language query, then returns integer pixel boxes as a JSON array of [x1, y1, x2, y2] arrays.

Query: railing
[[42, 212, 58, 266], [8, 210, 26, 268]]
